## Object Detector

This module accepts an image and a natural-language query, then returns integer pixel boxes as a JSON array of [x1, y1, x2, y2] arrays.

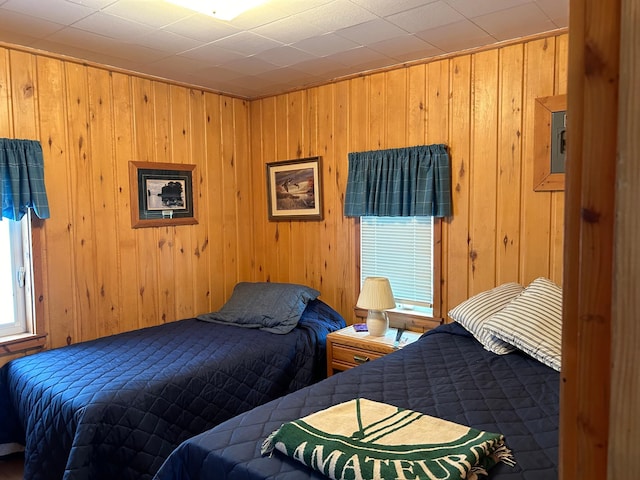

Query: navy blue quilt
[[0, 299, 345, 480], [154, 322, 559, 480]]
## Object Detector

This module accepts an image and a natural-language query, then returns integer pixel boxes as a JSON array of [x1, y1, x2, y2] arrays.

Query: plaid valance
[[0, 138, 50, 221], [344, 144, 451, 217]]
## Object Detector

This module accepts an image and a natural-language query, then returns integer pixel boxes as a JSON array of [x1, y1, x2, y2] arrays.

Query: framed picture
[[129, 161, 198, 228], [266, 157, 323, 221]]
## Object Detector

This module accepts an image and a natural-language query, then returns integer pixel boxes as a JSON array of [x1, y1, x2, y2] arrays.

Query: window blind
[[360, 216, 433, 310]]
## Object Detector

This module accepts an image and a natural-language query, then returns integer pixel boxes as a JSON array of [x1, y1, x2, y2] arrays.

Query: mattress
[[0, 299, 345, 480], [154, 322, 559, 480]]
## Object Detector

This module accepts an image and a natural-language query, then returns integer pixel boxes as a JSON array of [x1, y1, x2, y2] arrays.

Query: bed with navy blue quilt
[[153, 279, 562, 480], [0, 282, 346, 480]]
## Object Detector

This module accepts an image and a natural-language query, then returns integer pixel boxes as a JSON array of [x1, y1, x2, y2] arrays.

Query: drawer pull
[[353, 355, 370, 364]]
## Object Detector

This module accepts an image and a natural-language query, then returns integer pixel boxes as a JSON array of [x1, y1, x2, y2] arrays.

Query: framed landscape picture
[[129, 161, 197, 228], [266, 157, 323, 221]]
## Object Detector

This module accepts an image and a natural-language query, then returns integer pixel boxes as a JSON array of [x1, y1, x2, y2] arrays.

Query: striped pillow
[[448, 282, 524, 354], [483, 277, 562, 371]]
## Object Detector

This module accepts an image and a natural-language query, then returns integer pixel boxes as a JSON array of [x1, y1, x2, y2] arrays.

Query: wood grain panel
[[87, 67, 120, 337], [65, 62, 98, 341], [34, 55, 75, 347], [446, 55, 472, 310], [385, 69, 407, 147], [0, 48, 11, 136], [609, 0, 638, 473], [520, 38, 555, 284], [169, 85, 193, 320], [204, 93, 226, 308], [111, 72, 140, 333], [407, 64, 426, 145], [469, 50, 499, 294], [496, 44, 524, 285], [188, 89, 212, 316]]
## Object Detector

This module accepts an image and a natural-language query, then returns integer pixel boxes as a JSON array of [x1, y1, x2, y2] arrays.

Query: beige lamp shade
[[357, 277, 395, 336], [357, 277, 396, 310]]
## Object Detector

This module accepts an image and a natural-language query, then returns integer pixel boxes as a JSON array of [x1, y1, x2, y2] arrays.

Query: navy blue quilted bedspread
[[0, 299, 345, 480], [154, 322, 559, 480]]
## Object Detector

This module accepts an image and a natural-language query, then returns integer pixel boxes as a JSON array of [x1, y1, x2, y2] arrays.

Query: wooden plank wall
[[0, 31, 567, 364], [0, 46, 253, 360], [250, 32, 568, 320]]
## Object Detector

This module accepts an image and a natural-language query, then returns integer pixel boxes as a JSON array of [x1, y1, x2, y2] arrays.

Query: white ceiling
[[0, 0, 568, 99]]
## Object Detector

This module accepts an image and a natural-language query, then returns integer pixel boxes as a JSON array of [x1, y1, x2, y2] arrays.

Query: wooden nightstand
[[326, 326, 422, 376]]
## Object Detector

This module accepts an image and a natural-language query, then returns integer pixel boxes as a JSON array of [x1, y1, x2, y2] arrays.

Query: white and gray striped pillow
[[483, 277, 562, 371], [448, 282, 524, 354]]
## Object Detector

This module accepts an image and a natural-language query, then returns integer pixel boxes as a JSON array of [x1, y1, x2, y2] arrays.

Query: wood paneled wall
[[0, 31, 567, 363], [250, 33, 568, 319], [0, 46, 253, 357]]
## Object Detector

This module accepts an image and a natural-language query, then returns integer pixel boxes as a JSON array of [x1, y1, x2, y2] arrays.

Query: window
[[360, 216, 439, 317], [0, 213, 35, 340]]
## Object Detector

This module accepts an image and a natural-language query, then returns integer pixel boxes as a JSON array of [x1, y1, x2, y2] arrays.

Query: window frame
[[354, 217, 443, 332], [0, 215, 46, 356]]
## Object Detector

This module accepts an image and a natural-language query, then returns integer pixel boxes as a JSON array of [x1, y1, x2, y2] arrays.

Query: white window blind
[[360, 216, 433, 313], [0, 216, 32, 337]]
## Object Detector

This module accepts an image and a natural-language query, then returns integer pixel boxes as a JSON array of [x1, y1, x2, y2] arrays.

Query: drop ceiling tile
[[256, 67, 317, 85], [298, 0, 378, 31], [444, 0, 532, 18], [102, 0, 194, 28], [210, 31, 282, 56], [227, 4, 291, 30], [388, 1, 465, 33], [2, 0, 94, 24], [535, 0, 569, 25], [257, 45, 316, 67], [293, 33, 359, 57], [71, 11, 154, 40], [33, 38, 141, 71], [177, 43, 245, 64], [162, 13, 241, 43], [289, 55, 351, 76], [135, 30, 202, 54], [218, 56, 280, 76], [145, 56, 211, 78], [0, 9, 64, 38], [416, 19, 496, 53], [368, 34, 443, 62], [0, 31, 42, 49], [350, 0, 439, 17], [187, 65, 247, 83], [64, 0, 118, 8], [0, 0, 570, 99], [335, 18, 408, 45], [252, 15, 325, 44], [104, 41, 168, 63], [473, 2, 557, 41], [268, 0, 336, 16], [43, 26, 118, 51], [329, 46, 392, 68]]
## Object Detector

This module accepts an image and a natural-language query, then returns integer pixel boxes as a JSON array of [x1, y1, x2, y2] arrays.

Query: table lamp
[[356, 277, 396, 336]]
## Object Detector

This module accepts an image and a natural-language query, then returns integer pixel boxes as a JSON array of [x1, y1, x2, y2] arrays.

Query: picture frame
[[129, 161, 198, 228], [533, 94, 567, 191], [266, 157, 323, 221]]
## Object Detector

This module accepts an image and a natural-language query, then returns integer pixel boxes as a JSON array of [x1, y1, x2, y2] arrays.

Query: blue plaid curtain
[[344, 144, 451, 217], [0, 138, 50, 220]]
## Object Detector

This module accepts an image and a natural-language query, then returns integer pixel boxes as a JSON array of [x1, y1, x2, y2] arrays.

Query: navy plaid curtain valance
[[0, 138, 50, 221], [344, 144, 452, 217]]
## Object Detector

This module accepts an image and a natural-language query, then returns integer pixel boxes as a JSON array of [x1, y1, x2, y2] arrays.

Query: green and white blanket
[[262, 398, 515, 480]]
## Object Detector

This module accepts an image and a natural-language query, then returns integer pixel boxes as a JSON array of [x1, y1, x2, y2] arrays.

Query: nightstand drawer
[[331, 344, 385, 369]]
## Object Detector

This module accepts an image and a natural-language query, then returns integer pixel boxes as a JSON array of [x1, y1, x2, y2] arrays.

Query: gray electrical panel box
[[550, 110, 566, 173]]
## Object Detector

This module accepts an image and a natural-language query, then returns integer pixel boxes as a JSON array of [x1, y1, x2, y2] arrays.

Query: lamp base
[[366, 310, 389, 337]]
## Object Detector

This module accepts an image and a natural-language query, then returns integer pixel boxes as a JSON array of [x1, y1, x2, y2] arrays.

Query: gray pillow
[[198, 282, 320, 334]]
